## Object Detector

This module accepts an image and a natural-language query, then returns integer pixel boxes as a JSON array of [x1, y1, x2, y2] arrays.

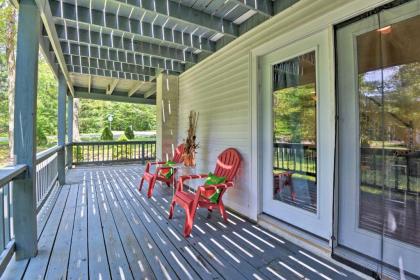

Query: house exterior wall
[[177, 0, 393, 221]]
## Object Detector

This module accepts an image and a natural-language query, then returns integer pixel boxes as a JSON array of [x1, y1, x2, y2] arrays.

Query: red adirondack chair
[[169, 148, 241, 237], [138, 144, 185, 198]]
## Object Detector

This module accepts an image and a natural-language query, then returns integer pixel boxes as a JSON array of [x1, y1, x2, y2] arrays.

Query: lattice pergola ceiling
[[39, 0, 294, 103]]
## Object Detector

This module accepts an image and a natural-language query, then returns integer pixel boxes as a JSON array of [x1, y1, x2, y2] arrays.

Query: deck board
[[100, 177, 156, 279], [111, 171, 223, 280], [94, 179, 134, 280], [2, 164, 365, 280], [113, 169, 265, 280], [45, 184, 79, 279], [86, 171, 112, 280], [23, 185, 71, 280], [107, 170, 202, 280], [68, 182, 89, 280]]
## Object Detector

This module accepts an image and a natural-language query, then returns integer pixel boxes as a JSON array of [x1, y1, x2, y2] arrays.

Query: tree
[[273, 84, 316, 143], [73, 98, 80, 141], [124, 126, 134, 139], [100, 126, 113, 141], [36, 57, 57, 143], [78, 99, 156, 134], [0, 0, 16, 160]]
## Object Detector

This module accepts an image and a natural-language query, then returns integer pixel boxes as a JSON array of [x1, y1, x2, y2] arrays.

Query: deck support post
[[12, 0, 40, 260], [57, 72, 67, 184], [67, 95, 74, 168], [156, 73, 179, 161]]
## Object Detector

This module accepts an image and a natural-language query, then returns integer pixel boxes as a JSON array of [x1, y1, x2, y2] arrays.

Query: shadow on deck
[[3, 164, 363, 280]]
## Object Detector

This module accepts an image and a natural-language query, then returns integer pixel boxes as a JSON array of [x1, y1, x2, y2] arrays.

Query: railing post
[[57, 72, 67, 184], [67, 95, 74, 168], [141, 142, 145, 164], [12, 0, 40, 260]]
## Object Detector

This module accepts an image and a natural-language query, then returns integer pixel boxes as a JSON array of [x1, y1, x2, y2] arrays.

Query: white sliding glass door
[[337, 1, 420, 277]]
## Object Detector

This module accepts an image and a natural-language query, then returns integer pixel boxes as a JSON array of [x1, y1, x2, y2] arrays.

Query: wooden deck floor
[[3, 164, 364, 280]]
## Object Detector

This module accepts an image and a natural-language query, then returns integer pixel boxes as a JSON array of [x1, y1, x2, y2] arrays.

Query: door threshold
[[333, 246, 420, 280], [258, 214, 373, 279], [258, 213, 331, 257]]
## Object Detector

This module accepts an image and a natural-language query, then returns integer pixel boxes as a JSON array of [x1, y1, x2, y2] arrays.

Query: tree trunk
[[6, 7, 16, 162], [73, 98, 80, 141]]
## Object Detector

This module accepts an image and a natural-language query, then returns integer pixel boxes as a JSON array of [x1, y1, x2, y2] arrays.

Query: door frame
[[254, 29, 336, 239], [335, 1, 420, 276]]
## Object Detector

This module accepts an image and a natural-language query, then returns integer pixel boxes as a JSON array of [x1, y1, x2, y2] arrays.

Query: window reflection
[[357, 15, 420, 247], [272, 51, 317, 213]]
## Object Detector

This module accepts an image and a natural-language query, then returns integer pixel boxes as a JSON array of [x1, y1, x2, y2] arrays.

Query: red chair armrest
[[145, 161, 170, 173], [198, 182, 233, 192], [155, 166, 175, 173], [149, 161, 168, 166], [177, 174, 209, 191]]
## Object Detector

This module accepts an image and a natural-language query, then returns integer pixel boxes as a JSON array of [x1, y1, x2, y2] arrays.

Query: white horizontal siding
[[177, 0, 392, 219]]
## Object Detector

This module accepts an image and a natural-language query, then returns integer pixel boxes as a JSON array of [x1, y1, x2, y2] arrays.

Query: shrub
[[117, 134, 129, 142], [112, 134, 132, 159], [37, 127, 48, 146], [100, 127, 113, 141], [73, 146, 84, 163], [124, 126, 135, 140]]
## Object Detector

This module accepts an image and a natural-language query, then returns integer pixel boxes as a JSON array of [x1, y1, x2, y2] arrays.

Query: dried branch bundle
[[183, 111, 199, 166]]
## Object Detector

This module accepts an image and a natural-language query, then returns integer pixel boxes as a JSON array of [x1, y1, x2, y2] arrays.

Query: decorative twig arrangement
[[183, 111, 199, 166]]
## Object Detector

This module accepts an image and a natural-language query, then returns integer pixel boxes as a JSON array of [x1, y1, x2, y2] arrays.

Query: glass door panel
[[272, 51, 318, 213], [337, 1, 420, 277], [261, 30, 334, 239], [357, 16, 420, 247]]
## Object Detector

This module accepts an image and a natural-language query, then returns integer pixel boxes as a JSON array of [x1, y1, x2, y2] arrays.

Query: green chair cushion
[[202, 172, 226, 203], [158, 161, 176, 179]]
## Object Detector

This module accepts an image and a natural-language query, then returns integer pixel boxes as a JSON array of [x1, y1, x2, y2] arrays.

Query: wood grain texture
[[2, 165, 363, 280]]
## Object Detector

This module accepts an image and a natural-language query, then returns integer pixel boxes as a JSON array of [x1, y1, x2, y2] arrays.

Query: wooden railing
[[35, 146, 62, 212], [273, 143, 317, 177], [274, 143, 419, 194], [0, 164, 27, 274], [360, 147, 420, 194], [0, 145, 63, 275], [69, 141, 156, 165]]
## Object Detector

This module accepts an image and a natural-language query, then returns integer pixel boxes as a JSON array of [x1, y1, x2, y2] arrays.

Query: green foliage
[[0, 0, 15, 137], [100, 126, 114, 141], [113, 134, 132, 159], [274, 84, 316, 143], [37, 125, 48, 146], [79, 99, 156, 134], [124, 126, 135, 139], [37, 58, 58, 138], [118, 134, 129, 142], [73, 146, 84, 163], [359, 63, 420, 149]]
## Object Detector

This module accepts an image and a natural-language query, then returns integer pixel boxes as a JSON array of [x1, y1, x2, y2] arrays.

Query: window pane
[[357, 15, 420, 247], [272, 51, 317, 213]]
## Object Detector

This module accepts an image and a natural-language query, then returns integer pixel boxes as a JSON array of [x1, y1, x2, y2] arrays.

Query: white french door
[[337, 1, 420, 277], [261, 30, 335, 239]]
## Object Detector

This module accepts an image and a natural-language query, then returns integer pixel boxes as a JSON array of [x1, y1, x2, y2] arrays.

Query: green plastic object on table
[[202, 172, 226, 203], [158, 160, 176, 179]]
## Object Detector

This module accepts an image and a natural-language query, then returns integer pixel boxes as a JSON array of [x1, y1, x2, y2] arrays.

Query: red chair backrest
[[213, 148, 241, 182], [173, 144, 185, 163]]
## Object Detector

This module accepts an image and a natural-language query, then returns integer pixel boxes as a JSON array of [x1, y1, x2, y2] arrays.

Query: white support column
[[57, 72, 66, 184], [12, 0, 40, 260], [67, 95, 74, 168], [156, 73, 179, 161]]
